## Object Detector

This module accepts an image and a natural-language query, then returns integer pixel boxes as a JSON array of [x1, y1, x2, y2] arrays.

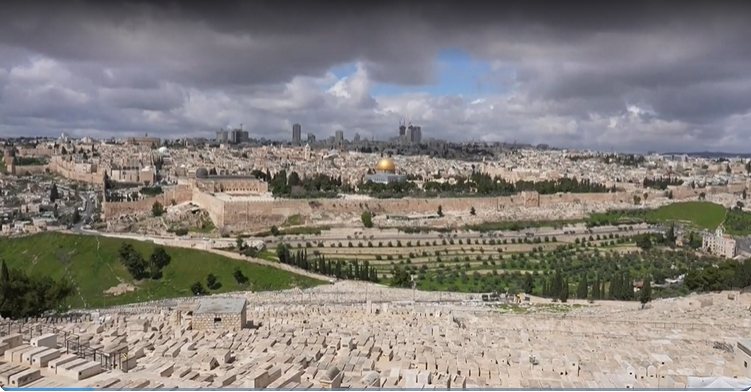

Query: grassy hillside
[[589, 201, 727, 230], [0, 232, 324, 309], [644, 201, 727, 230]]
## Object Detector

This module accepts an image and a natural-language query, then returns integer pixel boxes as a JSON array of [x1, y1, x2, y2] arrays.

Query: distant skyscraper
[[335, 130, 344, 144], [292, 123, 302, 145], [409, 125, 422, 144], [354, 133, 361, 142], [307, 133, 316, 143], [216, 129, 228, 143], [230, 129, 242, 144]]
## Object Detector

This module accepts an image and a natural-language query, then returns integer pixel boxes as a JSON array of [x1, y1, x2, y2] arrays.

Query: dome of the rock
[[375, 158, 396, 173]]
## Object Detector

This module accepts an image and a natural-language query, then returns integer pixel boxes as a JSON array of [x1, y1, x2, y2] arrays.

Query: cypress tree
[[622, 271, 633, 300], [576, 275, 588, 299], [0, 259, 9, 283], [523, 274, 535, 294], [639, 278, 652, 307], [335, 260, 342, 279], [608, 275, 619, 300], [592, 274, 601, 300], [559, 278, 569, 303], [551, 270, 563, 299]]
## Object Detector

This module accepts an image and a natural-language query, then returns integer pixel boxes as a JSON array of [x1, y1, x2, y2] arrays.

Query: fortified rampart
[[48, 157, 106, 184], [191, 189, 227, 228], [100, 183, 748, 232], [216, 191, 640, 231], [670, 183, 747, 199], [102, 186, 193, 220], [10, 145, 56, 159], [8, 164, 48, 176]]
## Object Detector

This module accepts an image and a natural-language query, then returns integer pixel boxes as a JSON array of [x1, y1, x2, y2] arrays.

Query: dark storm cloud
[[0, 0, 750, 151]]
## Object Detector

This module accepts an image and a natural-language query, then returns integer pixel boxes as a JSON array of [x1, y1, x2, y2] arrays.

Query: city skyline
[[1, 1, 751, 153]]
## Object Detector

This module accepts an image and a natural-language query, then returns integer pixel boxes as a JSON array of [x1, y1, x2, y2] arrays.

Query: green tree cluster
[[361, 211, 373, 228], [642, 176, 683, 190], [206, 273, 219, 289], [232, 267, 248, 285], [390, 265, 413, 288], [139, 186, 164, 196], [0, 259, 74, 319], [152, 201, 164, 217], [276, 243, 378, 282], [190, 281, 206, 295], [608, 271, 634, 301], [685, 259, 751, 291], [543, 269, 569, 301], [269, 170, 351, 198], [118, 244, 171, 280], [724, 208, 751, 236]]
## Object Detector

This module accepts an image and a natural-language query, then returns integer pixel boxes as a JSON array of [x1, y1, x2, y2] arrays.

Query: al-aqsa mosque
[[364, 157, 407, 184]]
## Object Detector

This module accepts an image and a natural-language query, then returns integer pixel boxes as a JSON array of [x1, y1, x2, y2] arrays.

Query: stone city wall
[[101, 184, 748, 231], [9, 164, 48, 175], [15, 146, 55, 158], [191, 189, 227, 228], [102, 185, 193, 220], [218, 191, 644, 230], [220, 199, 294, 232], [48, 158, 105, 184], [18, 156, 106, 184], [670, 183, 747, 199]]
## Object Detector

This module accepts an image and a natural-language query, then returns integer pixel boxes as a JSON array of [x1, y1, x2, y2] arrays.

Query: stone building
[[109, 165, 156, 185], [193, 168, 269, 193], [702, 228, 737, 259], [737, 339, 751, 377], [127, 135, 161, 147], [3, 147, 16, 175], [191, 298, 248, 331]]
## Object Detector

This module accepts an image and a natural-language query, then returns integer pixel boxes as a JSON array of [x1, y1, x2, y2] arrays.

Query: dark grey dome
[[195, 168, 209, 178]]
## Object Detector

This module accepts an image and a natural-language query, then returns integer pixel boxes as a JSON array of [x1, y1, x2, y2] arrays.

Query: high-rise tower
[[292, 123, 302, 145]]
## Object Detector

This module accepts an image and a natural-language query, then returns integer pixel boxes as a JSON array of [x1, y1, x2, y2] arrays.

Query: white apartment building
[[701, 228, 737, 259]]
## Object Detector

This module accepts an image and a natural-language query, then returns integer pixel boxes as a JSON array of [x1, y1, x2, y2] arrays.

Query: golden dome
[[376, 157, 396, 173]]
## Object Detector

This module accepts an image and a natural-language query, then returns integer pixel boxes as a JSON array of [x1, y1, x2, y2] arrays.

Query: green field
[[0, 232, 324, 309], [645, 201, 727, 229], [589, 201, 727, 230]]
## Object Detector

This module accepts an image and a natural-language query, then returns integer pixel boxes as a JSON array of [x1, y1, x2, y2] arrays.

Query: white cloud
[[2, 54, 740, 153], [2, 1, 751, 155]]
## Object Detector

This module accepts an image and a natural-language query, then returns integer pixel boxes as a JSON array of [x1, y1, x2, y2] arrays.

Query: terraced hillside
[[260, 224, 721, 297]]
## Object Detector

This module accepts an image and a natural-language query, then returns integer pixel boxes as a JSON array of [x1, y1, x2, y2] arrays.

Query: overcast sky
[[1, 1, 750, 152]]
